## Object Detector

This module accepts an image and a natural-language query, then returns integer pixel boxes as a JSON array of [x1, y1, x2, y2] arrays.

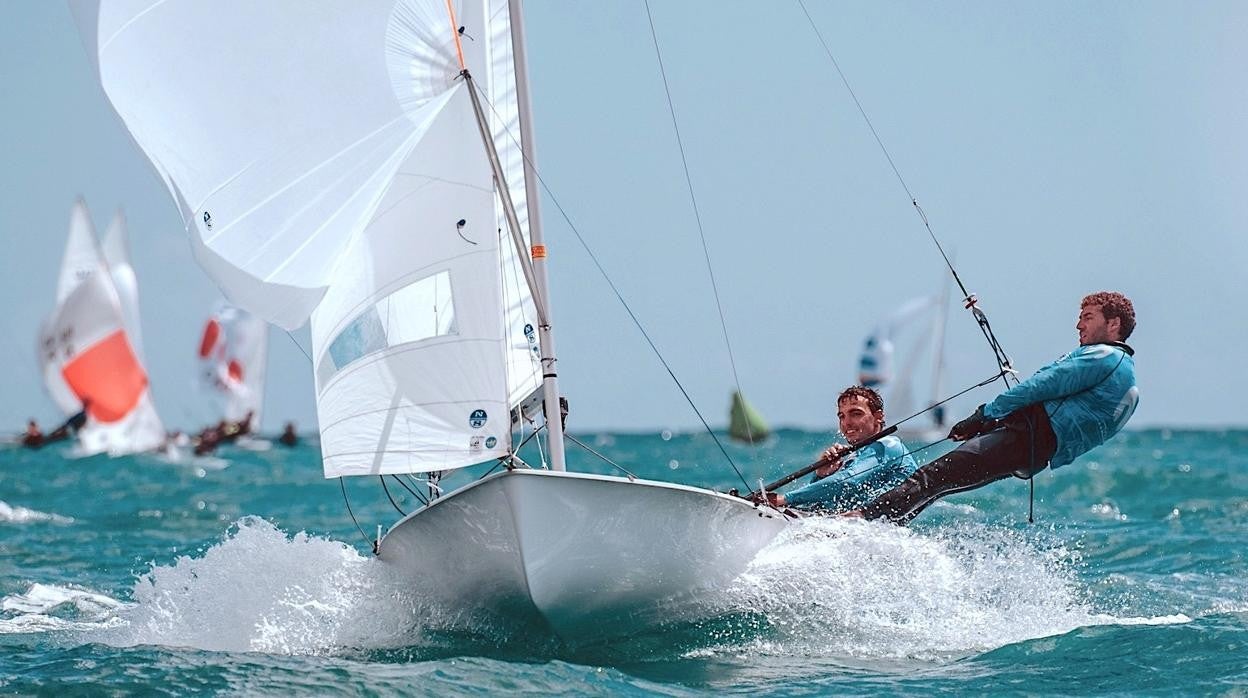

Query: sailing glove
[[949, 404, 991, 441]]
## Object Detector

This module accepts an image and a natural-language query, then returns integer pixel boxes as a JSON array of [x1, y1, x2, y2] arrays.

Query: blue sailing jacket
[[984, 343, 1138, 468], [784, 435, 918, 512]]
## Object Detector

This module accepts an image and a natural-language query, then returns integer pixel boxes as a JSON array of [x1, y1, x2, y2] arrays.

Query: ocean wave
[[0, 500, 74, 525], [0, 583, 125, 635]]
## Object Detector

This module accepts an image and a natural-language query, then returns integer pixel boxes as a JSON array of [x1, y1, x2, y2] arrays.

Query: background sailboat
[[38, 199, 165, 456], [857, 286, 950, 443], [197, 303, 268, 436], [73, 0, 785, 640], [728, 390, 770, 444]]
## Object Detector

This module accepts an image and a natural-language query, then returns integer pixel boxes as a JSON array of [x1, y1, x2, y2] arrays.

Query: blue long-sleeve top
[[983, 342, 1138, 468], [783, 435, 918, 513]]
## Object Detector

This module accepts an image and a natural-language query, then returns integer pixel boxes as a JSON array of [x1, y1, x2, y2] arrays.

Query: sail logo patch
[[469, 409, 488, 429], [485, 436, 497, 449], [469, 435, 483, 451]]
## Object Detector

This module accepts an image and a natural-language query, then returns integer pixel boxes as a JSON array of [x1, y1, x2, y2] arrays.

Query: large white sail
[[198, 304, 268, 431], [76, 0, 542, 475], [39, 201, 165, 456]]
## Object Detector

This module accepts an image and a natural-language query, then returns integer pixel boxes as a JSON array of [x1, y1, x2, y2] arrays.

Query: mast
[[507, 0, 566, 471], [463, 68, 566, 471]]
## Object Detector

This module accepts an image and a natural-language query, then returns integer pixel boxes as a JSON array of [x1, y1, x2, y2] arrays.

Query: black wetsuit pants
[[859, 403, 1057, 524]]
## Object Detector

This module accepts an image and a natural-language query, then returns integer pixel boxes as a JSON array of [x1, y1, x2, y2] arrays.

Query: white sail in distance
[[39, 200, 165, 456], [198, 304, 268, 431], [857, 294, 941, 421], [100, 210, 146, 363], [74, 0, 544, 475]]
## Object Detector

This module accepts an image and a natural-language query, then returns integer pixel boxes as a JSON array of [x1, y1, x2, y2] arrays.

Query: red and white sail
[[38, 199, 165, 456], [197, 303, 268, 431]]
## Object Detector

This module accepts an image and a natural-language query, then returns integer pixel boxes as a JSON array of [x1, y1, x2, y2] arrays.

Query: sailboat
[[197, 303, 268, 437], [38, 200, 165, 456], [857, 287, 950, 443], [72, 0, 786, 638], [728, 391, 770, 444]]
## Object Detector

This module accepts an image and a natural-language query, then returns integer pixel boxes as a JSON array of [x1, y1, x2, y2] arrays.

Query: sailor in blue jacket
[[857, 291, 1139, 523], [766, 386, 918, 513]]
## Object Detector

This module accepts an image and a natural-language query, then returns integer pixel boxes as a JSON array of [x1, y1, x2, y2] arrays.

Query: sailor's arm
[[777, 460, 861, 507], [983, 345, 1121, 419]]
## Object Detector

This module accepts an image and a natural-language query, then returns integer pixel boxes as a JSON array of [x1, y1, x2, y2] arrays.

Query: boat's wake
[[0, 516, 1188, 662]]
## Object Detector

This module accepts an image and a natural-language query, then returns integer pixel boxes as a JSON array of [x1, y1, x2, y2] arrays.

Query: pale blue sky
[[1, 1, 1244, 433]]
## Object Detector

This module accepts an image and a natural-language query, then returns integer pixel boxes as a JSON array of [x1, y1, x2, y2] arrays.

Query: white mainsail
[[39, 200, 165, 456], [198, 304, 268, 431], [74, 0, 542, 475]]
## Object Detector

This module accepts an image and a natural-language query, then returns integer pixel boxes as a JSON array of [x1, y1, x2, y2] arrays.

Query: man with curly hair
[[855, 291, 1139, 523], [764, 386, 918, 513]]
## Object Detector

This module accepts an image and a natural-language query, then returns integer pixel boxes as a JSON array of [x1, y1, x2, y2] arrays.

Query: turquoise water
[[2, 428, 1246, 694]]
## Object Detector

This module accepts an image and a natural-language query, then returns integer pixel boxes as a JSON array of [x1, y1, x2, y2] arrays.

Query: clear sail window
[[318, 270, 457, 386]]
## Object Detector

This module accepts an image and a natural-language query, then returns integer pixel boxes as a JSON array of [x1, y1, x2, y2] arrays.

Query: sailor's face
[[1076, 304, 1120, 345], [837, 396, 884, 445]]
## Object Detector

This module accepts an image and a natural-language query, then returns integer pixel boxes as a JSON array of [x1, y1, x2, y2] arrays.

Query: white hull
[[378, 469, 785, 640]]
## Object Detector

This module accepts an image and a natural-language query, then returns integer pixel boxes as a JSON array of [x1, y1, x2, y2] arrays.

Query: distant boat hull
[[377, 469, 786, 641]]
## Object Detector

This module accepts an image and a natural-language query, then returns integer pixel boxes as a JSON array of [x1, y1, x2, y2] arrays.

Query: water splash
[[80, 516, 431, 654], [686, 517, 1175, 661], [5, 514, 1192, 663]]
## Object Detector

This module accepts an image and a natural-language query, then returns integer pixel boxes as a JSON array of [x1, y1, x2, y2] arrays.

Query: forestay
[[74, 0, 543, 475]]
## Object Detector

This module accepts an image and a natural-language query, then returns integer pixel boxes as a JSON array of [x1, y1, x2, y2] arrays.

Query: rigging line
[[469, 80, 752, 492], [283, 329, 313, 365], [338, 477, 377, 554], [565, 432, 638, 480], [887, 370, 1008, 430], [795, 0, 963, 297], [643, 0, 754, 444], [379, 475, 406, 517], [390, 474, 427, 507], [795, 0, 1017, 385]]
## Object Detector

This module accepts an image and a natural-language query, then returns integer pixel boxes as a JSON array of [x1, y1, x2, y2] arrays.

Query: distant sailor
[[764, 386, 918, 513], [23, 404, 90, 449], [855, 291, 1139, 523], [21, 420, 44, 449], [278, 422, 298, 447]]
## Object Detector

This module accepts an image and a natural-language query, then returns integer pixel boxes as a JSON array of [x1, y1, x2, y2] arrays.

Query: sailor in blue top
[[857, 291, 1139, 523], [765, 386, 918, 513]]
